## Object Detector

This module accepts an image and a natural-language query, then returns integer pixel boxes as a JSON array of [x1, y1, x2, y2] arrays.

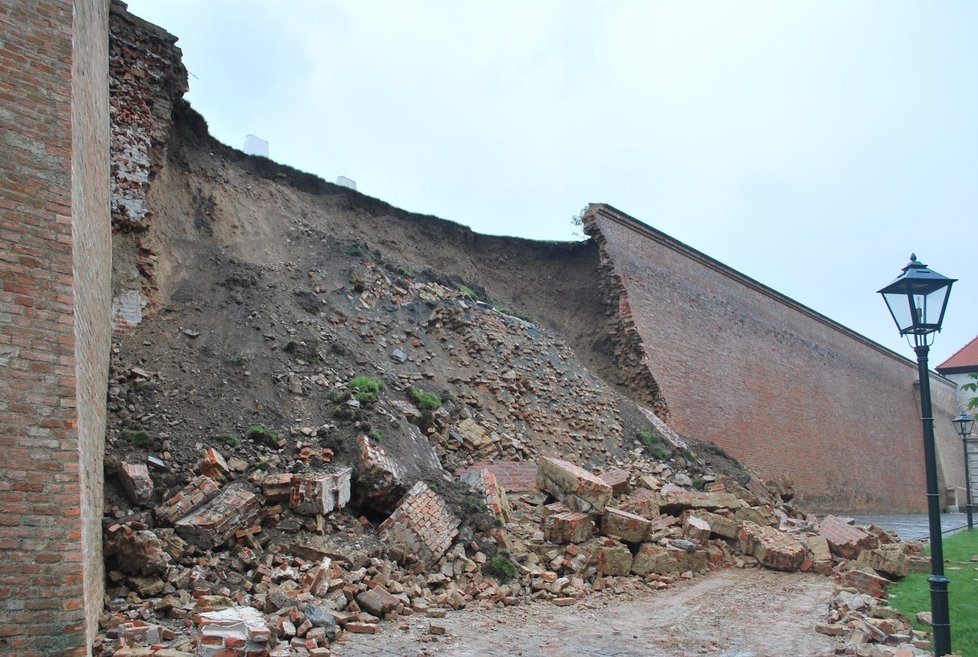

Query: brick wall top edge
[[110, 0, 179, 44], [583, 202, 952, 386]]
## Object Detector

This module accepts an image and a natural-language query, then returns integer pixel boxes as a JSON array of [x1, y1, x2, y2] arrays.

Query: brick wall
[[0, 1, 110, 654], [585, 204, 961, 513]]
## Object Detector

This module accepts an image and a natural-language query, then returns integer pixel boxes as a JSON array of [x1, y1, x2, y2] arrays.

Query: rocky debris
[[156, 475, 221, 526], [104, 523, 171, 576], [460, 467, 510, 523], [536, 457, 613, 513], [819, 515, 880, 559], [378, 481, 461, 565], [175, 484, 261, 549], [119, 461, 155, 505], [602, 507, 652, 543], [290, 468, 352, 516], [197, 606, 271, 657], [737, 521, 806, 572], [355, 435, 407, 510], [543, 506, 594, 544]]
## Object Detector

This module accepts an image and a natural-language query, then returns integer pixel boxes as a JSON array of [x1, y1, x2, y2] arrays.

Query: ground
[[331, 569, 838, 657]]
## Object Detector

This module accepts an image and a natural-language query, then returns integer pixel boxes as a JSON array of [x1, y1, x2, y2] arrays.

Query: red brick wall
[[0, 1, 110, 654], [585, 204, 959, 513]]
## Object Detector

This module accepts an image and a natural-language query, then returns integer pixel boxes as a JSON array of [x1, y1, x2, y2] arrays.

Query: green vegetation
[[639, 428, 673, 461], [691, 478, 706, 490], [961, 373, 978, 413], [888, 530, 978, 654], [344, 242, 369, 257], [246, 424, 280, 447], [347, 375, 385, 404], [456, 283, 477, 299], [229, 257, 241, 265], [370, 428, 383, 442], [493, 304, 534, 323], [122, 429, 152, 447], [221, 434, 240, 447], [409, 386, 442, 411], [483, 550, 518, 583]]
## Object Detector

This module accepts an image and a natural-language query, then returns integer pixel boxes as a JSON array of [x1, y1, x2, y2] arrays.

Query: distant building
[[243, 134, 269, 157], [937, 335, 978, 410]]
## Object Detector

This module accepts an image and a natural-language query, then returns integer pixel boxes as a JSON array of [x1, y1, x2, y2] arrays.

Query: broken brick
[[289, 468, 351, 516], [601, 507, 651, 543], [175, 484, 261, 550], [819, 516, 879, 560], [155, 475, 220, 526], [543, 509, 593, 544], [737, 521, 806, 572], [378, 481, 460, 564], [536, 456, 612, 513], [118, 461, 154, 506]]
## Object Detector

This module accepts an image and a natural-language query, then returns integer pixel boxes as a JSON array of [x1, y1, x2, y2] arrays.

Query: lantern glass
[[878, 255, 955, 336]]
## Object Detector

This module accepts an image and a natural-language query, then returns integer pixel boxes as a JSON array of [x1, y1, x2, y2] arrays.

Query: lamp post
[[952, 411, 974, 530], [879, 254, 956, 657]]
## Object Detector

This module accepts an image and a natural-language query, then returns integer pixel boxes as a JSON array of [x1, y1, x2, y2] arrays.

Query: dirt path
[[330, 569, 838, 657]]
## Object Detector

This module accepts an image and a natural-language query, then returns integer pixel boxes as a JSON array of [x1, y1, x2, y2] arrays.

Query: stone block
[[596, 540, 633, 576], [196, 606, 270, 657], [198, 448, 229, 481], [807, 535, 832, 562], [737, 521, 806, 572], [290, 468, 351, 516], [356, 435, 406, 509], [175, 484, 261, 550], [734, 505, 777, 527], [683, 515, 712, 545], [450, 417, 497, 454], [543, 509, 593, 544], [856, 544, 910, 579], [261, 473, 293, 501], [658, 485, 745, 514], [155, 475, 220, 526], [617, 488, 659, 519], [119, 461, 155, 506], [842, 564, 889, 598], [819, 516, 879, 560], [460, 467, 510, 523], [691, 511, 739, 539], [631, 542, 707, 576], [536, 456, 613, 513], [356, 585, 400, 617], [599, 469, 630, 496], [378, 481, 461, 564], [602, 507, 651, 543], [460, 461, 539, 493]]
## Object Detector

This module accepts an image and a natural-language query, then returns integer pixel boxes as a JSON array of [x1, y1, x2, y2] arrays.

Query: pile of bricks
[[378, 481, 461, 564]]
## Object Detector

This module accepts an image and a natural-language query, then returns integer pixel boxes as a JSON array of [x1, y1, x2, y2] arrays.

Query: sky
[[127, 1, 978, 366]]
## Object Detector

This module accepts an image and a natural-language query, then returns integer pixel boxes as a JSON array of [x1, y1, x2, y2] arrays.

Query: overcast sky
[[127, 1, 977, 367]]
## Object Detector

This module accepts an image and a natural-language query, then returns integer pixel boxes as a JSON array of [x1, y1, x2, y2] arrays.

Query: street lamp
[[879, 253, 956, 657], [951, 411, 974, 530]]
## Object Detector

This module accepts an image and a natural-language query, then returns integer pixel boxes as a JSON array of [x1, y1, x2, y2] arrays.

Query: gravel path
[[331, 569, 838, 657]]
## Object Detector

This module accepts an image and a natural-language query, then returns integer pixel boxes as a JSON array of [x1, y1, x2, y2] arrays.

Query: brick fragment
[[118, 461, 154, 506], [737, 521, 806, 572], [155, 475, 220, 526], [631, 542, 707, 576], [175, 484, 261, 549], [289, 468, 351, 516], [378, 481, 460, 564], [536, 456, 612, 513], [601, 507, 651, 543], [598, 469, 630, 496], [356, 585, 400, 617], [658, 485, 745, 514], [198, 448, 230, 481], [596, 540, 633, 575], [543, 509, 593, 544], [261, 473, 293, 501], [819, 516, 879, 560], [197, 606, 269, 657]]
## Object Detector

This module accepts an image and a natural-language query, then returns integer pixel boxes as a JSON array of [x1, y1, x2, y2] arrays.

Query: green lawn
[[887, 529, 978, 656]]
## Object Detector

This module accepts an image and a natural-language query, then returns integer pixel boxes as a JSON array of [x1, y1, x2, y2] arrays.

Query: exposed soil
[[330, 569, 838, 657]]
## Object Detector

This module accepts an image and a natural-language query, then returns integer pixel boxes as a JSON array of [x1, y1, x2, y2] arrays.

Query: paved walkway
[[849, 512, 968, 541]]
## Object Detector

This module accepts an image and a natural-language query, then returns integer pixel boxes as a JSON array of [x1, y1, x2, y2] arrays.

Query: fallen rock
[[536, 456, 612, 513], [737, 521, 806, 572], [631, 542, 707, 576], [356, 585, 400, 617], [658, 485, 745, 514], [543, 508, 593, 544], [819, 515, 879, 560], [155, 475, 220, 526], [596, 539, 633, 576], [857, 543, 911, 579], [602, 507, 651, 543], [103, 523, 171, 577], [378, 481, 461, 564], [118, 461, 154, 506], [196, 606, 271, 657], [174, 484, 261, 550], [841, 564, 890, 598], [290, 468, 352, 516]]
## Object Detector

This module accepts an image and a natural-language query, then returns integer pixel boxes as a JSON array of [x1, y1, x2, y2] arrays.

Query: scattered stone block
[[543, 509, 593, 544], [658, 485, 745, 514], [536, 456, 613, 513], [156, 475, 220, 526], [683, 515, 712, 545], [691, 511, 739, 539], [733, 505, 777, 527], [461, 461, 538, 493], [617, 488, 659, 519], [842, 564, 889, 598], [356, 435, 406, 508], [819, 516, 879, 560], [602, 507, 651, 543], [104, 523, 170, 576], [631, 542, 707, 576], [175, 484, 261, 550], [119, 461, 154, 505], [290, 468, 351, 516], [596, 540, 633, 576], [451, 417, 497, 454], [357, 585, 400, 617], [197, 606, 270, 657], [460, 467, 511, 523], [261, 473, 293, 501], [599, 469, 630, 496], [857, 543, 910, 579], [378, 481, 461, 564], [198, 448, 229, 481], [737, 521, 806, 572]]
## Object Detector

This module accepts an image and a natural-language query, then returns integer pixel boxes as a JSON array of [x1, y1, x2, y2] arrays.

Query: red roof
[[937, 335, 978, 373]]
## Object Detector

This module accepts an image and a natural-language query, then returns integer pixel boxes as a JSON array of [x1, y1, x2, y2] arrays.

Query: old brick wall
[[0, 0, 110, 654], [584, 204, 961, 513]]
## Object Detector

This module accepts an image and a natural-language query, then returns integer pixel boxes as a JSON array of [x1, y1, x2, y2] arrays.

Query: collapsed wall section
[[584, 204, 962, 512], [0, 0, 111, 654]]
